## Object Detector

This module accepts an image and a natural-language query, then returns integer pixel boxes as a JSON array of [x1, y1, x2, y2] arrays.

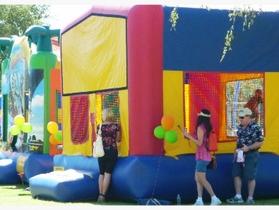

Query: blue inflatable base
[[30, 170, 99, 202], [0, 152, 53, 184], [0, 152, 21, 184], [29, 153, 279, 203], [30, 155, 99, 202]]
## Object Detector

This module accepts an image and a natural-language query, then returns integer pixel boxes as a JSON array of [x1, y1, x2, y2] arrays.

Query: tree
[[169, 6, 259, 62], [0, 5, 49, 37], [220, 7, 259, 62]]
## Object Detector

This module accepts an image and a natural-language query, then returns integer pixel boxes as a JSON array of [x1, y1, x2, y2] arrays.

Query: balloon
[[14, 115, 25, 126], [161, 115, 175, 130], [164, 130, 178, 144], [21, 122, 32, 133], [10, 125, 20, 136], [47, 121, 58, 134], [49, 134, 59, 145], [153, 126, 165, 139], [54, 130, 63, 143]]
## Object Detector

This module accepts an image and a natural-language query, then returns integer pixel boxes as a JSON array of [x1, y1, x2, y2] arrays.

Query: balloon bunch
[[47, 121, 62, 145], [153, 115, 178, 144], [10, 115, 33, 136]]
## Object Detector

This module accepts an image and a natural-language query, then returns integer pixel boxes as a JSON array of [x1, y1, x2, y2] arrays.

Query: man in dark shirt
[[227, 108, 264, 205]]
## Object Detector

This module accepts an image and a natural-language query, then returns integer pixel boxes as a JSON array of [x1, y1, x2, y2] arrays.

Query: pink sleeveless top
[[195, 125, 211, 161]]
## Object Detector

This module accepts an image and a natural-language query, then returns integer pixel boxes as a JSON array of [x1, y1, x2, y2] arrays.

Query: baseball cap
[[238, 108, 252, 117]]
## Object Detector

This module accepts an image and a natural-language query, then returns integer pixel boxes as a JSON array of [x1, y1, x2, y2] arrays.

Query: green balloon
[[10, 125, 20, 136], [55, 130, 63, 143], [21, 122, 32, 133], [165, 130, 178, 144], [153, 126, 165, 139]]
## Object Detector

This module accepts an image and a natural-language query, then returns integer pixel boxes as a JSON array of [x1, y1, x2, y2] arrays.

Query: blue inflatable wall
[[24, 153, 54, 181], [30, 155, 99, 202], [0, 152, 53, 184], [29, 153, 279, 203], [0, 152, 21, 184]]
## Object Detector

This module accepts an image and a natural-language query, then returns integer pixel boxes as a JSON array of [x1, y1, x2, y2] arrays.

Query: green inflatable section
[[25, 26, 60, 154]]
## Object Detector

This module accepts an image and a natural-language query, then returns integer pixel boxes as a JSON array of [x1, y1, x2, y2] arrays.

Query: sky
[[1, 0, 279, 29]]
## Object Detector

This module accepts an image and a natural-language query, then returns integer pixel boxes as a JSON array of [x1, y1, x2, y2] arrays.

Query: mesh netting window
[[101, 91, 120, 123], [226, 78, 264, 137]]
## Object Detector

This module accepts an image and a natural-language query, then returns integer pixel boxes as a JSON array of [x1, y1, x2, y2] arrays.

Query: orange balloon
[[49, 134, 59, 145], [161, 115, 175, 130]]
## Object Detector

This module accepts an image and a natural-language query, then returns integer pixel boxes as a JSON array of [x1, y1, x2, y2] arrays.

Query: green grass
[[1, 184, 279, 206], [0, 184, 136, 206]]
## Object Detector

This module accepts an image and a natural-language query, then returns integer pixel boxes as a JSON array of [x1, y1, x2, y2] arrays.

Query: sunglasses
[[239, 116, 245, 119]]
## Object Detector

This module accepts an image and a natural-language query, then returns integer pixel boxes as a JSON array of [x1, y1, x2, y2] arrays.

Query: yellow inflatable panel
[[163, 71, 195, 156], [118, 90, 129, 156], [62, 15, 127, 95], [62, 96, 92, 156], [261, 72, 279, 154]]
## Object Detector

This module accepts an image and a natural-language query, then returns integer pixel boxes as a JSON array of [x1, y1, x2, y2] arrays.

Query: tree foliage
[[0, 5, 49, 37], [169, 7, 179, 31], [220, 7, 259, 62], [169, 7, 259, 62]]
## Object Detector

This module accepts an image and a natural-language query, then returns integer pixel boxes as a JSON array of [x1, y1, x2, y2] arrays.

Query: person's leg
[[196, 172, 214, 196], [232, 161, 243, 197], [102, 172, 112, 196], [97, 157, 106, 201], [226, 162, 244, 204], [195, 172, 203, 198], [98, 174, 104, 194], [193, 161, 206, 205], [100, 149, 118, 200], [248, 179, 256, 199], [197, 171, 222, 205], [234, 176, 242, 195], [244, 152, 259, 203], [195, 167, 221, 205]]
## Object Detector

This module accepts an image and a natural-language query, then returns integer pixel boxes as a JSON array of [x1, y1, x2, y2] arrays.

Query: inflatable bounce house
[[0, 26, 62, 184], [29, 5, 279, 204]]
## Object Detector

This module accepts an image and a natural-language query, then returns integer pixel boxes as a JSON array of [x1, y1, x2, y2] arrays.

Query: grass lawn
[[0, 184, 136, 206], [1, 184, 279, 206]]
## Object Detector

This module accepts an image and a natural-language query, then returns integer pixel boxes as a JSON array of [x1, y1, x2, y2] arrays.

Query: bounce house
[[29, 5, 279, 204], [0, 27, 62, 184]]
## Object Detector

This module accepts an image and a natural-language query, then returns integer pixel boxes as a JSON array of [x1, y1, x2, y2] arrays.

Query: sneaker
[[193, 199, 204, 205], [97, 194, 105, 202], [226, 196, 244, 204], [246, 199, 255, 205], [211, 197, 222, 205]]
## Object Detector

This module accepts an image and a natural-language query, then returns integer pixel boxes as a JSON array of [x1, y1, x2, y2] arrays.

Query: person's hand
[[178, 125, 190, 140], [241, 144, 250, 152]]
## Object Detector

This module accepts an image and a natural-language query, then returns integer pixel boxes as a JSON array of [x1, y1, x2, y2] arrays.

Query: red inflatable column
[[128, 5, 164, 155]]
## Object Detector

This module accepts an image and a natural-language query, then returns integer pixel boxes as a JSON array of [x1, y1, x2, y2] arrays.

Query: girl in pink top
[[182, 109, 221, 206]]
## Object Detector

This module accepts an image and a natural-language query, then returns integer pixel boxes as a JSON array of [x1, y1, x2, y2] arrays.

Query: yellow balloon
[[10, 125, 20, 136], [21, 122, 33, 133], [47, 121, 58, 134], [14, 115, 25, 126]]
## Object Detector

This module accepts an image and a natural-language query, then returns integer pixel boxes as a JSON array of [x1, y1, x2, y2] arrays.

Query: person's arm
[[242, 141, 263, 152], [116, 131, 121, 143], [183, 126, 204, 146]]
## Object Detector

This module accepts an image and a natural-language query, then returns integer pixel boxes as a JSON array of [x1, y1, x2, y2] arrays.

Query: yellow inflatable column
[[261, 72, 279, 154], [163, 71, 195, 157]]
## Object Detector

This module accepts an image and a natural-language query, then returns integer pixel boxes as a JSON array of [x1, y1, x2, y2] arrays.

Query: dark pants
[[10, 135, 18, 152]]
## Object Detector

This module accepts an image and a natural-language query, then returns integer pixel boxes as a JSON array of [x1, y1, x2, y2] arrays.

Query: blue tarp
[[164, 7, 279, 72]]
